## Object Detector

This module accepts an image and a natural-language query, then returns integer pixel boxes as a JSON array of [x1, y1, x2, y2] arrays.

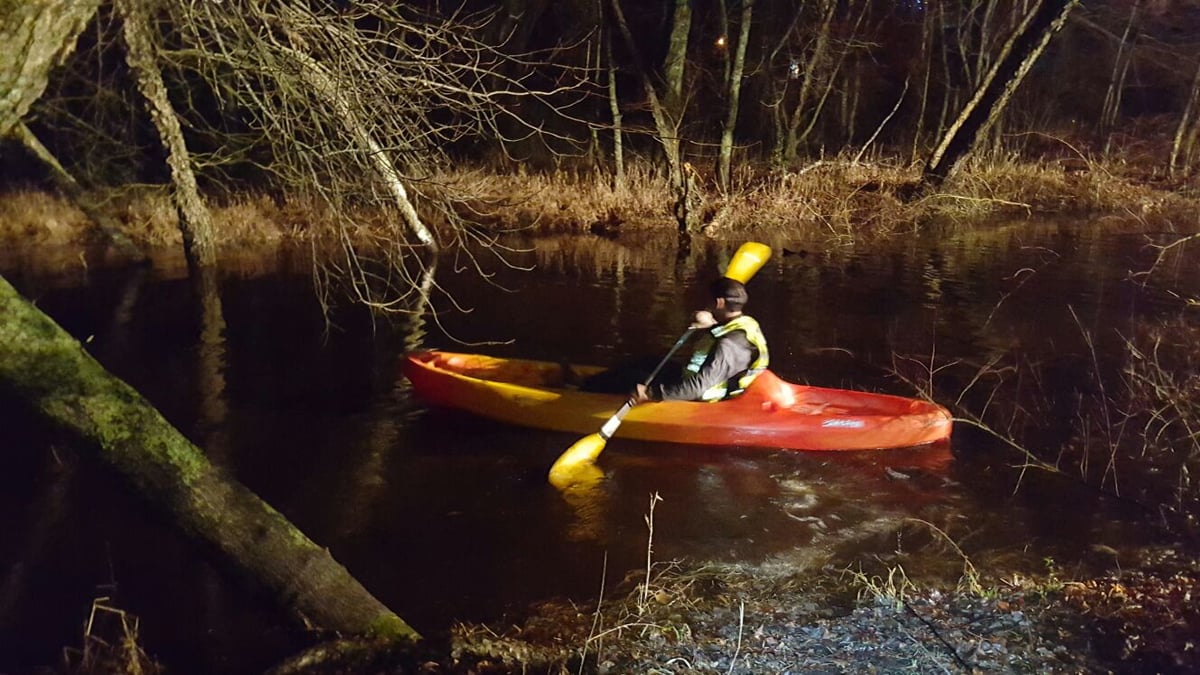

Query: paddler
[[627, 276, 769, 404]]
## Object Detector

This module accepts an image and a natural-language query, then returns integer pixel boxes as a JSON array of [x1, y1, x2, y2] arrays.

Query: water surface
[[1, 222, 1191, 672]]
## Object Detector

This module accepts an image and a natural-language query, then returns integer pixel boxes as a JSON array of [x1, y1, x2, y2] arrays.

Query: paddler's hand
[[628, 383, 652, 406], [690, 310, 716, 329]]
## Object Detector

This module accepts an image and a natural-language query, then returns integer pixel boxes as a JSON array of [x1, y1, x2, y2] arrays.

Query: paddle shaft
[[597, 327, 697, 440]]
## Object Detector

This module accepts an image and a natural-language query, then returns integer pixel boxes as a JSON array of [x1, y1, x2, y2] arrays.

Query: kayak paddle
[[547, 241, 772, 489], [548, 328, 697, 488]]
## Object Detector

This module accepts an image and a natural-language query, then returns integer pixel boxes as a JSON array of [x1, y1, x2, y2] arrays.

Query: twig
[[579, 551, 609, 674], [929, 193, 1031, 209], [902, 599, 972, 671], [727, 600, 745, 675], [640, 492, 663, 610]]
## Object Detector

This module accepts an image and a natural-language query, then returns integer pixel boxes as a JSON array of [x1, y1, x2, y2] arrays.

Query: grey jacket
[[650, 330, 758, 402]]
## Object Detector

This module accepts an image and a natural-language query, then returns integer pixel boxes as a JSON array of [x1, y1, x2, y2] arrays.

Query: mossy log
[[0, 274, 420, 642]]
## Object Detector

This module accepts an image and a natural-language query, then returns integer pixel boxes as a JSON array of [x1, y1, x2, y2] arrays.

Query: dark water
[[0, 222, 1194, 673]]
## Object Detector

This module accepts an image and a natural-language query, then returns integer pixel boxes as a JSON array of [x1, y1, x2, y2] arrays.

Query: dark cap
[[710, 277, 748, 308]]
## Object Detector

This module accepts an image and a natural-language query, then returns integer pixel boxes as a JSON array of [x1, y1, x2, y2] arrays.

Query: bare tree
[[922, 0, 1082, 190], [609, 0, 698, 233], [158, 0, 582, 309], [765, 0, 868, 165], [1100, 0, 1142, 148], [1, 0, 144, 258], [604, 24, 626, 191], [767, 0, 836, 165], [910, 0, 937, 161]]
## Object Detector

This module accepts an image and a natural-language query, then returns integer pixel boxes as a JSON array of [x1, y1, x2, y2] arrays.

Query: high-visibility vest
[[684, 314, 769, 401]]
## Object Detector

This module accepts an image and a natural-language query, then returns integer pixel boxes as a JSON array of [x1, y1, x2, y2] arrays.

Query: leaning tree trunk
[[0, 274, 420, 641], [0, 0, 98, 138], [116, 0, 217, 274], [921, 0, 1080, 190], [277, 44, 437, 251], [10, 122, 145, 260]]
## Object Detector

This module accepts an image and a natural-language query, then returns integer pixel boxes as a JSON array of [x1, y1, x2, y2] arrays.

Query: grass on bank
[[1, 154, 1196, 252]]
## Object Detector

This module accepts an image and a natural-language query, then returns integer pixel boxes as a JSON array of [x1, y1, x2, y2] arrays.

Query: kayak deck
[[403, 351, 953, 451]]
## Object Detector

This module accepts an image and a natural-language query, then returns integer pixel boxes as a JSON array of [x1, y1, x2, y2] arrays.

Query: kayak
[[403, 351, 953, 451]]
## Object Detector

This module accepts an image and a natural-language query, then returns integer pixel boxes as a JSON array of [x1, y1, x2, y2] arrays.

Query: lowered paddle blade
[[548, 433, 608, 488]]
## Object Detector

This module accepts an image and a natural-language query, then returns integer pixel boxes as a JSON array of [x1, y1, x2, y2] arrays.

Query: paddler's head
[[709, 277, 748, 322]]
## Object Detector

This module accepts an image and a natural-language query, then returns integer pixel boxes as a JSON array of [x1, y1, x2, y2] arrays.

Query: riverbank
[[430, 544, 1197, 674], [2, 157, 1198, 255], [72, 544, 1197, 673]]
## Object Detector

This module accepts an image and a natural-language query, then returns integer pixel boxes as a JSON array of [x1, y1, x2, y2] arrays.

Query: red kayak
[[403, 351, 953, 451]]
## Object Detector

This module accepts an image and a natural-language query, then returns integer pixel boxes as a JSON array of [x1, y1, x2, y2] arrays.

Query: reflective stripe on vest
[[684, 314, 770, 401]]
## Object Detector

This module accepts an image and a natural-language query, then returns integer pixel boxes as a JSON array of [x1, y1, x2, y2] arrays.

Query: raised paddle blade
[[724, 242, 771, 283], [548, 433, 607, 488]]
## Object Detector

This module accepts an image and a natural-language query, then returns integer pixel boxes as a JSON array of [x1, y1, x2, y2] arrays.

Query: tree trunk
[[1101, 0, 1141, 147], [1169, 59, 1200, 177], [936, 2, 956, 147], [0, 274, 421, 641], [780, 0, 835, 164], [115, 0, 217, 274], [921, 0, 1080, 190], [0, 0, 98, 139], [605, 28, 625, 192], [911, 1, 935, 162], [718, 0, 752, 191], [609, 0, 695, 232], [662, 0, 691, 115]]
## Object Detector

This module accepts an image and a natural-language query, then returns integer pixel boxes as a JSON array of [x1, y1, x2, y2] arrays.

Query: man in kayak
[[627, 277, 770, 404]]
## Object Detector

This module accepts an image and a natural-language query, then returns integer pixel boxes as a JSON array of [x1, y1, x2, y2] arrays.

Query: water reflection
[[2, 222, 1196, 672], [336, 262, 438, 539], [194, 269, 230, 460]]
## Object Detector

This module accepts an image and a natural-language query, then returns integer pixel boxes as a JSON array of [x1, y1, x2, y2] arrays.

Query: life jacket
[[684, 314, 769, 401]]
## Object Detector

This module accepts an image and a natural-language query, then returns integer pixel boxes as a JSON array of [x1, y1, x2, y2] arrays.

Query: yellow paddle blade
[[724, 242, 772, 283], [549, 433, 607, 488], [556, 462, 606, 498]]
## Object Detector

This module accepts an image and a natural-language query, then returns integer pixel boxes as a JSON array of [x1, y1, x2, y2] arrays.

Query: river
[[0, 220, 1193, 673]]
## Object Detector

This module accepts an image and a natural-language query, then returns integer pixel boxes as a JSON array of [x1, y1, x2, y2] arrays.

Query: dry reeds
[[0, 189, 92, 246], [62, 597, 162, 675], [3, 154, 1198, 253]]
